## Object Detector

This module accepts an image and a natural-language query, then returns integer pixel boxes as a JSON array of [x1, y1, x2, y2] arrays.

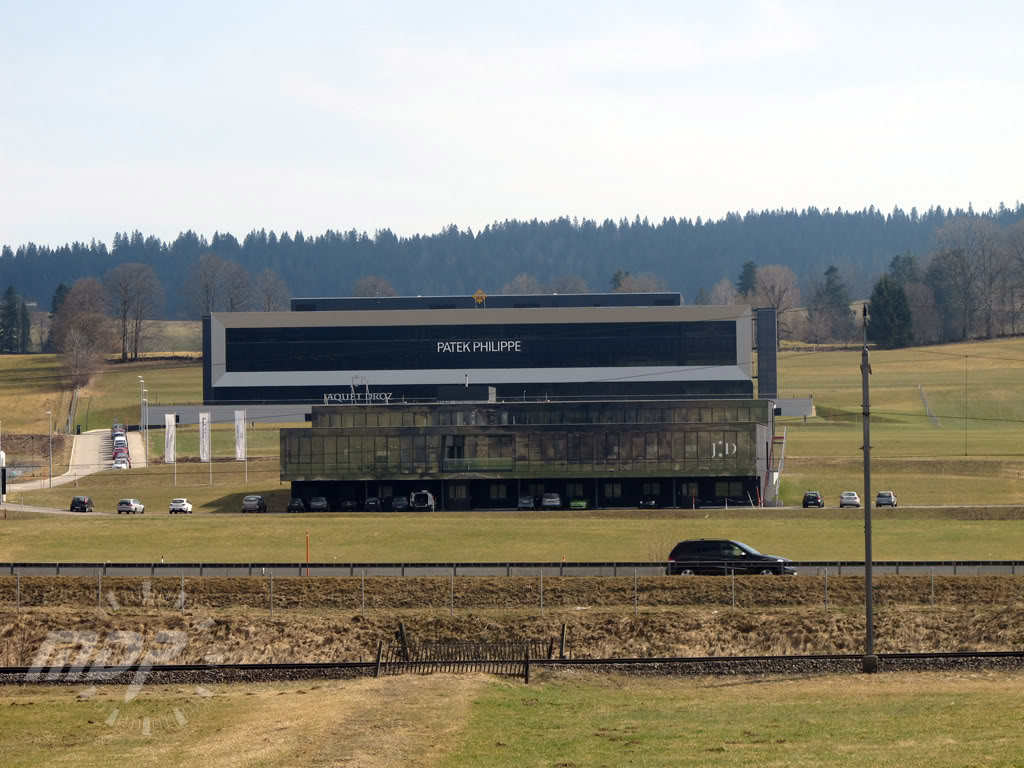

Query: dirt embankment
[[2, 575, 1024, 665]]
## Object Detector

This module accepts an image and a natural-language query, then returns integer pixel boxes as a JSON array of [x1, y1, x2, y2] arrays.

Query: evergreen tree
[[736, 261, 757, 296], [867, 275, 912, 349], [888, 251, 921, 285], [19, 300, 30, 352], [51, 282, 69, 314], [0, 285, 19, 352]]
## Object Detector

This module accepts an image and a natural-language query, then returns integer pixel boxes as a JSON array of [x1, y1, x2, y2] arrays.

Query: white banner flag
[[234, 410, 246, 461], [199, 412, 211, 463], [164, 414, 176, 464]]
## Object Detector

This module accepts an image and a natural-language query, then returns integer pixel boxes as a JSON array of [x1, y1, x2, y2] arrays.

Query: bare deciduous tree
[[50, 277, 113, 386], [615, 272, 666, 293], [548, 276, 589, 294], [934, 216, 997, 340], [501, 273, 543, 295], [709, 278, 738, 305], [255, 268, 290, 311], [904, 282, 941, 345], [105, 263, 161, 362], [752, 265, 800, 341], [185, 253, 226, 317], [353, 275, 397, 297], [222, 262, 252, 312]]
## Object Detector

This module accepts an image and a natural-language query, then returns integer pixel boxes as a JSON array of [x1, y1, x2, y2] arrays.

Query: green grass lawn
[[75, 360, 202, 434], [0, 354, 74, 433], [2, 673, 1022, 768], [443, 672, 1024, 768], [3, 503, 1024, 562]]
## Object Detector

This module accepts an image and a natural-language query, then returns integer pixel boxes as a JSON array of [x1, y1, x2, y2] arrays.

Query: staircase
[[763, 427, 787, 506]]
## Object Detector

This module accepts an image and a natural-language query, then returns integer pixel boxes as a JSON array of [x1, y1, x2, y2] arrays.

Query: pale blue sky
[[1, 0, 1021, 247]]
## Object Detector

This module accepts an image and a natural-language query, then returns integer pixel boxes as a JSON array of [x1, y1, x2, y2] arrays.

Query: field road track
[[7, 429, 109, 492], [0, 502, 101, 517]]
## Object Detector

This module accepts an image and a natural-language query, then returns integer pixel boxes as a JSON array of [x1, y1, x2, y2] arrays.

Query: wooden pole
[[305, 530, 310, 577]]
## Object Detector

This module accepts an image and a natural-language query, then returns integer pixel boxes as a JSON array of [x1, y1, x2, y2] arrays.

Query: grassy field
[[0, 354, 74, 434], [2, 672, 1022, 767], [776, 338, 1024, 504], [3, 505, 1024, 562], [74, 360, 202, 434]]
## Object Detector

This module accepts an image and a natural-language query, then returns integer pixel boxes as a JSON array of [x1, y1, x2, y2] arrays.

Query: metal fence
[[2, 560, 1023, 578]]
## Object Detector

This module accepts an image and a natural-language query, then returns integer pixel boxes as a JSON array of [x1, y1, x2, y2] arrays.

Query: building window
[[604, 483, 622, 499], [489, 484, 507, 500], [642, 482, 660, 496], [448, 484, 468, 499], [715, 481, 744, 498], [567, 483, 584, 498]]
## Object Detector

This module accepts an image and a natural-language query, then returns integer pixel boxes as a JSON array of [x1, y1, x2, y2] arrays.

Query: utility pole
[[861, 305, 876, 673]]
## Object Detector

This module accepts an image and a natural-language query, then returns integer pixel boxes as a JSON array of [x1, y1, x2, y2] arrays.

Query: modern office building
[[202, 293, 780, 507]]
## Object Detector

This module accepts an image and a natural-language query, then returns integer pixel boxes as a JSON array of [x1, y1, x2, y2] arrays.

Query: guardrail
[[2, 560, 1023, 577]]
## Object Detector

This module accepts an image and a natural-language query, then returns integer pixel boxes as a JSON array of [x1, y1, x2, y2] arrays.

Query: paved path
[[7, 429, 110, 492], [0, 501, 102, 516]]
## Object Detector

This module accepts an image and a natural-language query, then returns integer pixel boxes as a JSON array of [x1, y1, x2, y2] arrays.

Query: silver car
[[839, 491, 860, 508], [116, 498, 145, 514], [875, 491, 898, 508], [540, 493, 562, 509]]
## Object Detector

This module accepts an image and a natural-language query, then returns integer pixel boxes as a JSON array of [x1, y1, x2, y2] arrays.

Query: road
[[6, 429, 110, 492]]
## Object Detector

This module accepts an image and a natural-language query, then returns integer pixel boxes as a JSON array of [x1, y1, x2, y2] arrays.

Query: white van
[[410, 491, 435, 512]]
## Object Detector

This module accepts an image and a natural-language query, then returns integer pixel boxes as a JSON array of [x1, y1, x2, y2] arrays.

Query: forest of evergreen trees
[[2, 204, 1023, 320]]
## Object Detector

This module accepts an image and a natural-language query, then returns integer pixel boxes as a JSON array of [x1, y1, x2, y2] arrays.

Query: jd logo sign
[[710, 441, 737, 459]]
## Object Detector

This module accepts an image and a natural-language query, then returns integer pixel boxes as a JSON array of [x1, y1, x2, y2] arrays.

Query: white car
[[116, 498, 145, 514], [839, 491, 861, 508], [112, 458, 130, 470], [169, 498, 193, 514]]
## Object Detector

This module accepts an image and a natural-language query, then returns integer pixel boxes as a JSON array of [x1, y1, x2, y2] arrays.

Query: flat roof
[[291, 293, 682, 311]]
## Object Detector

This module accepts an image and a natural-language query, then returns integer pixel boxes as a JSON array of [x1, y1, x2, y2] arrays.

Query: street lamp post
[[138, 376, 144, 432], [142, 398, 149, 465], [45, 410, 52, 489]]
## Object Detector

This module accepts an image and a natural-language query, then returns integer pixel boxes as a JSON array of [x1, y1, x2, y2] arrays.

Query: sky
[[1, 0, 1022, 248]]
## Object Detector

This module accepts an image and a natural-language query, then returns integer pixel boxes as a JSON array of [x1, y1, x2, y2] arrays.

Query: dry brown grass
[[4, 574, 1024, 665]]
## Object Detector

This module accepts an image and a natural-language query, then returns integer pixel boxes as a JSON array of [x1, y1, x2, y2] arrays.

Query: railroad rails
[[6, 650, 1024, 686]]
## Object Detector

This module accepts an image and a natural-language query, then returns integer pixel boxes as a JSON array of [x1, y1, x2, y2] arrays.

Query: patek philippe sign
[[323, 392, 393, 405], [436, 340, 522, 353]]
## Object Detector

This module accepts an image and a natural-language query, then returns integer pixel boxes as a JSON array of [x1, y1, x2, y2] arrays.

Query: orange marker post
[[306, 530, 310, 577]]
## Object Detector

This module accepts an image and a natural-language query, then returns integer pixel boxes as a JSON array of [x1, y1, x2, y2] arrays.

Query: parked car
[[802, 491, 825, 508], [70, 496, 94, 513], [668, 539, 795, 576], [638, 496, 659, 509], [517, 495, 536, 510], [116, 498, 145, 514], [365, 497, 382, 512], [569, 497, 589, 510], [112, 458, 130, 470], [389, 496, 410, 511], [308, 497, 330, 512], [410, 491, 435, 511], [339, 498, 361, 512], [286, 498, 307, 513], [839, 491, 861, 508], [875, 490, 898, 508], [540, 492, 562, 509], [241, 494, 267, 513], [169, 498, 193, 514]]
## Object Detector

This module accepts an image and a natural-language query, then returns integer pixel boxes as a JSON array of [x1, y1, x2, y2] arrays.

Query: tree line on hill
[[1, 204, 1023, 370]]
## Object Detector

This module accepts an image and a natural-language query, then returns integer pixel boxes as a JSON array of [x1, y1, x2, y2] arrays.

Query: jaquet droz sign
[[323, 392, 394, 405]]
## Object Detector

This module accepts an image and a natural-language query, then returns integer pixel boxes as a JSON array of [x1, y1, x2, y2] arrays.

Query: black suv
[[802, 491, 825, 508], [308, 497, 330, 512], [365, 497, 382, 512], [638, 496, 658, 509], [70, 496, 94, 513], [286, 498, 306, 513], [668, 539, 796, 576]]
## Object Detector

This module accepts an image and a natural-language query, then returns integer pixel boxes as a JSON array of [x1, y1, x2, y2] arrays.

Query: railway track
[[5, 650, 1024, 686]]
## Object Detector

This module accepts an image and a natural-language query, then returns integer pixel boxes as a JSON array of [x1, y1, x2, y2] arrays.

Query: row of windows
[[226, 321, 737, 373], [282, 429, 755, 474], [314, 405, 765, 430]]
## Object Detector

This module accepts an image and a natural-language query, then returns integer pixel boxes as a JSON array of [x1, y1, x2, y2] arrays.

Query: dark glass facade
[[225, 321, 737, 373], [281, 399, 772, 509]]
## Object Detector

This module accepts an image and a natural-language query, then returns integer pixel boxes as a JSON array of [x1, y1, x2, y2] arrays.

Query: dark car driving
[[802, 491, 825, 508], [308, 497, 330, 512], [70, 496, 94, 513], [668, 539, 796, 576], [286, 498, 306, 513], [241, 495, 267, 513]]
